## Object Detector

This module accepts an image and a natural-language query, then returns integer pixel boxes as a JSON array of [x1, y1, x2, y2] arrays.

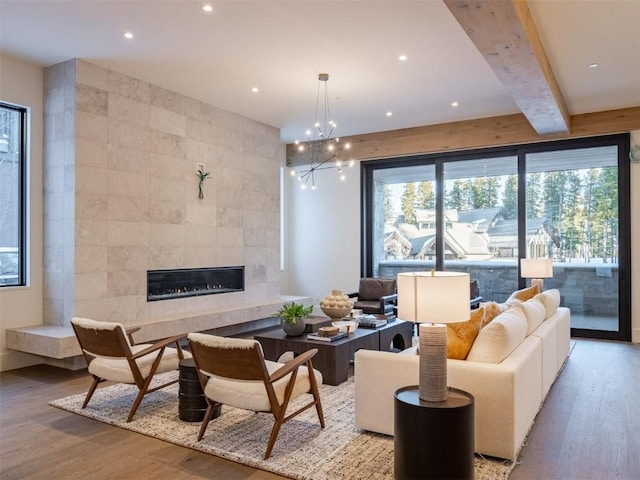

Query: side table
[[394, 385, 474, 480], [178, 357, 221, 422]]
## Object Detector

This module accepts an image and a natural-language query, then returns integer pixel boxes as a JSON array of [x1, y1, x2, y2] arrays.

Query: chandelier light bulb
[[340, 174, 346, 181], [348, 160, 355, 167], [295, 72, 351, 192], [290, 170, 296, 176], [344, 142, 350, 149]]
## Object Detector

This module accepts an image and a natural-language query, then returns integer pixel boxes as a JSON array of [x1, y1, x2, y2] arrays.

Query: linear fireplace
[[147, 266, 244, 302]]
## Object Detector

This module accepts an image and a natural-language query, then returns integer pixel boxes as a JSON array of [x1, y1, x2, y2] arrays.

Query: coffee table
[[255, 319, 413, 386]]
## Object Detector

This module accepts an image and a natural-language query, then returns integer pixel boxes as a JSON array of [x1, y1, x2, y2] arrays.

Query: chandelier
[[291, 73, 354, 190]]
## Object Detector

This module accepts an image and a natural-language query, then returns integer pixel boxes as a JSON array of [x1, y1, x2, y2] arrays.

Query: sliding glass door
[[524, 143, 628, 339], [370, 165, 436, 277], [362, 134, 631, 341], [442, 156, 519, 301]]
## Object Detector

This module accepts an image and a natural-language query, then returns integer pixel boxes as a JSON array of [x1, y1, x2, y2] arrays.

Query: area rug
[[50, 372, 514, 480]]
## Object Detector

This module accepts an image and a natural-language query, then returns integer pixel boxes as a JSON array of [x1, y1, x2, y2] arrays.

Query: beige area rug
[[50, 372, 514, 480]]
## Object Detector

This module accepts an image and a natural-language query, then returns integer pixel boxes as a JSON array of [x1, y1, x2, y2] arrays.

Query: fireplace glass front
[[147, 266, 244, 301]]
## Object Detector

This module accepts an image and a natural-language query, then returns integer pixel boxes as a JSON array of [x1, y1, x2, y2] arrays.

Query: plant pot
[[282, 317, 306, 336]]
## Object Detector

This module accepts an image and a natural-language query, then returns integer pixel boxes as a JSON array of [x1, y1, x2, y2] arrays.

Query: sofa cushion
[[446, 307, 485, 360], [467, 305, 527, 364], [520, 297, 546, 335], [506, 284, 540, 304], [534, 289, 561, 319]]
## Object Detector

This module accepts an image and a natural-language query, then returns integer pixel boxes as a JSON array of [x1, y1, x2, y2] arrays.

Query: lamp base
[[418, 323, 448, 402], [531, 278, 544, 290]]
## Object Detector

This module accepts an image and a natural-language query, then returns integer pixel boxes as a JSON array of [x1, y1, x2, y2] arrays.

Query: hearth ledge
[[6, 296, 308, 367]]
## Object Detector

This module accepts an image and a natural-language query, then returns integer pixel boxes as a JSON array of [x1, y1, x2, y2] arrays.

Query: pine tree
[[401, 182, 417, 224], [416, 181, 435, 209], [383, 184, 394, 222], [526, 172, 542, 218], [502, 175, 518, 219]]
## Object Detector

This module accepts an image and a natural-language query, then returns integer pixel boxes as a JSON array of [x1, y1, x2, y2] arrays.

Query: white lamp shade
[[520, 258, 553, 278], [397, 271, 470, 324]]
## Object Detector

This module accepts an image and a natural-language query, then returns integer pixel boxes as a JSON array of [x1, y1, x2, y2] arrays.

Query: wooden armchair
[[348, 277, 398, 315], [187, 333, 325, 459], [71, 317, 187, 422]]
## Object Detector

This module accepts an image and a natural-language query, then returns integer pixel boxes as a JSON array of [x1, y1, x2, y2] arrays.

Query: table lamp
[[520, 258, 553, 290], [397, 271, 470, 402]]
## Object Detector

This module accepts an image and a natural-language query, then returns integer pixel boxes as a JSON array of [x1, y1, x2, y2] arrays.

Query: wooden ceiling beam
[[285, 106, 640, 166], [443, 0, 570, 135]]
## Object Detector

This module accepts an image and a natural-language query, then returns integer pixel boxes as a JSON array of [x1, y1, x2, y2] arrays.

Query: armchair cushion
[[88, 343, 187, 384], [204, 359, 323, 412]]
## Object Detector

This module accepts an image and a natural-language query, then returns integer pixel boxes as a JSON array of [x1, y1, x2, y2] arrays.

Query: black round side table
[[178, 357, 220, 422], [394, 385, 474, 480]]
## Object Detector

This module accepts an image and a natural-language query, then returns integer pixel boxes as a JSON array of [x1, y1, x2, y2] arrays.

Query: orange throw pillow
[[447, 307, 485, 360], [481, 301, 508, 327], [506, 284, 541, 304]]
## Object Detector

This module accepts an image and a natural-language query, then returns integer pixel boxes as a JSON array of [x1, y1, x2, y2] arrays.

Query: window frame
[[0, 101, 28, 288], [361, 133, 631, 341]]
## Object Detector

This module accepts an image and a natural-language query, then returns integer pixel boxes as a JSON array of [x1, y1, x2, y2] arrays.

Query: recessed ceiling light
[[451, 101, 459, 107], [386, 111, 393, 117], [123, 32, 134, 39], [251, 87, 259, 93], [398, 54, 408, 62], [202, 4, 213, 13], [588, 63, 599, 68]]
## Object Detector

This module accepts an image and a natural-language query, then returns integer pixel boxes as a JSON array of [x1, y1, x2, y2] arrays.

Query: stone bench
[[6, 296, 307, 369]]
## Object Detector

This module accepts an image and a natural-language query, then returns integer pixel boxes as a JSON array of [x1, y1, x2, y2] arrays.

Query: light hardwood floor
[[1, 338, 638, 480]]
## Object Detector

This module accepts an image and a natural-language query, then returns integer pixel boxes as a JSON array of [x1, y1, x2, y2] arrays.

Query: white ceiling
[[1, 1, 639, 144]]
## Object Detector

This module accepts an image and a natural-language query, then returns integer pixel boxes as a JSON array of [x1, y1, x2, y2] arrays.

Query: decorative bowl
[[318, 326, 340, 337], [332, 320, 359, 334]]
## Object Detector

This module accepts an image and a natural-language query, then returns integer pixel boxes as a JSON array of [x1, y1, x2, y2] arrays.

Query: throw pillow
[[481, 301, 509, 327], [520, 297, 546, 335], [467, 304, 527, 364], [506, 284, 541, 304], [534, 289, 561, 319], [446, 307, 485, 360]]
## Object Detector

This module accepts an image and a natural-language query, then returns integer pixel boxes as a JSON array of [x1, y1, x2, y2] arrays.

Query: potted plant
[[274, 302, 314, 336]]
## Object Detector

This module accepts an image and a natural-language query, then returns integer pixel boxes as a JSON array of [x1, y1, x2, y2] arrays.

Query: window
[[0, 102, 27, 287], [362, 134, 631, 341]]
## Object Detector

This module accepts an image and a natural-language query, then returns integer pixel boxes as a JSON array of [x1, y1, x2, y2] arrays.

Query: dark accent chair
[[470, 279, 483, 309], [348, 278, 398, 315]]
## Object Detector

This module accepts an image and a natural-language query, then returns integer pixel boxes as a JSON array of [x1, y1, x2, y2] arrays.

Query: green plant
[[196, 169, 211, 199], [273, 302, 314, 324]]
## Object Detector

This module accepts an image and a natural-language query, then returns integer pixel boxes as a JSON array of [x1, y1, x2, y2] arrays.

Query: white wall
[[284, 144, 640, 343], [0, 53, 44, 370], [282, 164, 361, 302]]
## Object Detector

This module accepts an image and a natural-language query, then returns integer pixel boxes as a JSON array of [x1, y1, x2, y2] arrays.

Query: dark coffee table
[[255, 319, 413, 385]]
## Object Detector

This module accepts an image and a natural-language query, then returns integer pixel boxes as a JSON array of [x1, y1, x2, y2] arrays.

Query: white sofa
[[354, 289, 571, 461]]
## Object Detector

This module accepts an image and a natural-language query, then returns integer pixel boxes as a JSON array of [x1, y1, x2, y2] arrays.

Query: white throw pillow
[[467, 304, 527, 364], [520, 297, 546, 335], [534, 289, 561, 319]]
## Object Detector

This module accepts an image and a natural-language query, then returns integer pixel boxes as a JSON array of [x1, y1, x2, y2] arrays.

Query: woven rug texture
[[49, 372, 514, 480]]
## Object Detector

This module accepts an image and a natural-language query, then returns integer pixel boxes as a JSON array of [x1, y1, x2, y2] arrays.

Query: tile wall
[[43, 59, 282, 331]]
